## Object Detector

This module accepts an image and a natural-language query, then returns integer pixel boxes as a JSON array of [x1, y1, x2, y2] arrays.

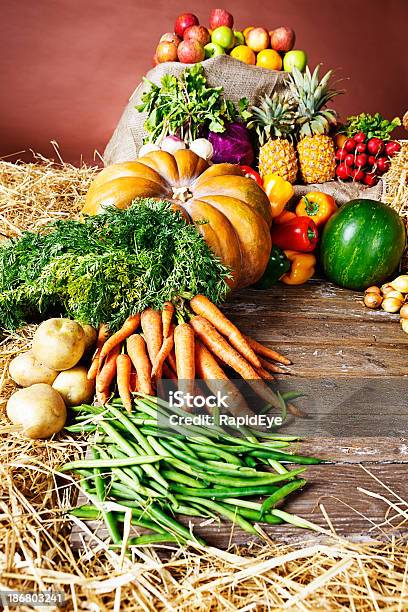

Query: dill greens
[[0, 199, 231, 331]]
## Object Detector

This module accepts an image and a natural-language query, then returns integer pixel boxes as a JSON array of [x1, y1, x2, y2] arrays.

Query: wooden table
[[72, 280, 408, 548]]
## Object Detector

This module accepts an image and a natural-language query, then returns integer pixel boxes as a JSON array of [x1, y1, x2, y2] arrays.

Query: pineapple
[[288, 65, 340, 184], [246, 92, 298, 183]]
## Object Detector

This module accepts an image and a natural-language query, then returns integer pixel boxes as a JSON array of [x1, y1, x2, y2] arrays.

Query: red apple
[[174, 13, 199, 38], [246, 27, 269, 52], [177, 39, 205, 64], [209, 8, 234, 30], [184, 25, 211, 46], [160, 32, 181, 47], [156, 41, 178, 63], [270, 26, 296, 52]]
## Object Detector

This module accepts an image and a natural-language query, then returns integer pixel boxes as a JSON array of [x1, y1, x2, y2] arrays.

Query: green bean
[[171, 466, 306, 488], [65, 423, 97, 433], [260, 479, 307, 516], [61, 454, 162, 471], [172, 485, 280, 498], [247, 449, 322, 464], [176, 495, 257, 535], [112, 468, 164, 499], [267, 459, 289, 474], [161, 469, 206, 489], [70, 505, 167, 532], [244, 456, 257, 468], [206, 461, 257, 474], [188, 444, 243, 466], [218, 503, 283, 525], [169, 504, 209, 518], [92, 448, 122, 545], [126, 533, 181, 546]]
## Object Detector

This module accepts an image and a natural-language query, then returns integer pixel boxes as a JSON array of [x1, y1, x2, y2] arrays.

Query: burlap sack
[[104, 55, 290, 165], [104, 54, 385, 205]]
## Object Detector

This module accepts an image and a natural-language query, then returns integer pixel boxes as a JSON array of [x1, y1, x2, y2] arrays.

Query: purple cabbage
[[208, 122, 254, 166]]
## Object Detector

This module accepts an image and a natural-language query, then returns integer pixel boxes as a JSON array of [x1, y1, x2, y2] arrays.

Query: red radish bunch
[[335, 133, 401, 186]]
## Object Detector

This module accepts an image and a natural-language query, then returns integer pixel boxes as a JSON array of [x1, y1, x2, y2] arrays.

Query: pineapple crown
[[288, 65, 341, 139], [245, 92, 297, 146]]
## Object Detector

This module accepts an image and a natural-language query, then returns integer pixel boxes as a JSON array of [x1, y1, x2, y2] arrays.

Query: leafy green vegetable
[[0, 199, 230, 331], [136, 63, 236, 144], [342, 112, 401, 140]]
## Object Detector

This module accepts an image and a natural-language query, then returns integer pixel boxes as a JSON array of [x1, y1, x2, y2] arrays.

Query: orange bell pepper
[[263, 173, 294, 218], [274, 210, 297, 225], [295, 192, 337, 227], [281, 250, 316, 285]]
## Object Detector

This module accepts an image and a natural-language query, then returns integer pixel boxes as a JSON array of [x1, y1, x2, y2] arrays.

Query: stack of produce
[[335, 113, 402, 185], [154, 8, 306, 72], [363, 276, 408, 334], [64, 395, 322, 547]]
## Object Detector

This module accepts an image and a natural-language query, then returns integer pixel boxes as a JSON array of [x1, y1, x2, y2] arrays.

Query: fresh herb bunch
[[137, 63, 236, 144], [342, 113, 401, 140], [0, 199, 230, 331]]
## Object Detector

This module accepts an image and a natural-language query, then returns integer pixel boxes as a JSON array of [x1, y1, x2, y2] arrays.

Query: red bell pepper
[[239, 166, 263, 187], [271, 217, 318, 252]]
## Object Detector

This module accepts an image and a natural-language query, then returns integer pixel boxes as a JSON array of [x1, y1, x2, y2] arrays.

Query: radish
[[336, 164, 351, 180], [363, 173, 378, 187], [385, 140, 401, 157], [351, 168, 365, 182], [367, 138, 384, 155], [344, 138, 356, 152], [345, 154, 355, 167], [161, 135, 186, 154], [189, 138, 213, 161], [355, 153, 368, 167], [376, 156, 390, 174], [335, 148, 347, 161], [367, 155, 376, 166], [355, 142, 367, 153], [353, 132, 366, 143]]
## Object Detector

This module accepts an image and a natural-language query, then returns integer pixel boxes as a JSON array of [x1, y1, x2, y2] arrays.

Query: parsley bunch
[[342, 113, 401, 140], [0, 199, 230, 331], [137, 64, 236, 144]]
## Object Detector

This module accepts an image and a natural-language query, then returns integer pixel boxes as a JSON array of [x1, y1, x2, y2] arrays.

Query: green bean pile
[[63, 395, 322, 548]]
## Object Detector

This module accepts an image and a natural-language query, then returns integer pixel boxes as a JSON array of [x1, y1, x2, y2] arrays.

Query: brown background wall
[[1, 0, 407, 164]]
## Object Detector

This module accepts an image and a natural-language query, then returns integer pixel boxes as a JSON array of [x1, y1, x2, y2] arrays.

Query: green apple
[[283, 49, 307, 72], [233, 31, 245, 46], [212, 26, 235, 50], [204, 42, 226, 58]]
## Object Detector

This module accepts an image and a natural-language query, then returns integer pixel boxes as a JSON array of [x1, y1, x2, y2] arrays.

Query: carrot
[[95, 344, 121, 405], [116, 353, 133, 413], [244, 335, 292, 365], [255, 365, 275, 381], [190, 295, 261, 368], [151, 325, 175, 379], [126, 334, 154, 396], [99, 315, 140, 364], [167, 349, 177, 373], [195, 341, 252, 417], [162, 301, 175, 339], [190, 316, 281, 410], [87, 324, 110, 380], [141, 308, 163, 365], [174, 322, 196, 406], [258, 356, 288, 375], [130, 369, 139, 393]]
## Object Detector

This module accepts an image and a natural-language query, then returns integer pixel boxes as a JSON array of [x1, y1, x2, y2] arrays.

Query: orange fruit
[[230, 45, 256, 65], [243, 26, 254, 39], [256, 49, 282, 70]]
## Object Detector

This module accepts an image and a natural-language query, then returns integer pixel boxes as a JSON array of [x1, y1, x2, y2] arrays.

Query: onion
[[189, 138, 213, 161], [401, 318, 408, 334], [385, 290, 404, 301], [399, 303, 408, 319], [390, 275, 408, 294], [161, 135, 186, 154], [381, 296, 403, 313], [364, 292, 382, 309], [380, 283, 394, 295], [364, 286, 380, 295], [138, 143, 160, 157]]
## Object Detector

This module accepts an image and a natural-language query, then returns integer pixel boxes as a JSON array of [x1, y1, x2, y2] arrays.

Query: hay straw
[[383, 141, 408, 218], [0, 154, 407, 610]]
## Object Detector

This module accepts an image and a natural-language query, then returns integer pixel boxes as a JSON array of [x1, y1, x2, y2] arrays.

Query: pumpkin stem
[[172, 186, 193, 202]]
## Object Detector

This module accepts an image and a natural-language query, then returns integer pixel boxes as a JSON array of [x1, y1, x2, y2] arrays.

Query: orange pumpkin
[[83, 150, 272, 289]]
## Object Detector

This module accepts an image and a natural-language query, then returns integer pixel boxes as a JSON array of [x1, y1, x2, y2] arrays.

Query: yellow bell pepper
[[263, 173, 294, 218], [281, 250, 316, 285]]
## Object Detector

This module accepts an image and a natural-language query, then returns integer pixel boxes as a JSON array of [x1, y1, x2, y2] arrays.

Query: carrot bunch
[[88, 295, 291, 412]]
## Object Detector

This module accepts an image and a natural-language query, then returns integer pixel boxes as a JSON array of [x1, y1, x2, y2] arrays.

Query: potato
[[7, 383, 66, 439], [32, 318, 86, 371], [52, 365, 95, 406], [9, 350, 58, 387], [81, 324, 97, 353]]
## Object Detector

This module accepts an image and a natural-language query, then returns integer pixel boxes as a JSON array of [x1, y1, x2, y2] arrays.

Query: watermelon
[[320, 199, 406, 290]]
